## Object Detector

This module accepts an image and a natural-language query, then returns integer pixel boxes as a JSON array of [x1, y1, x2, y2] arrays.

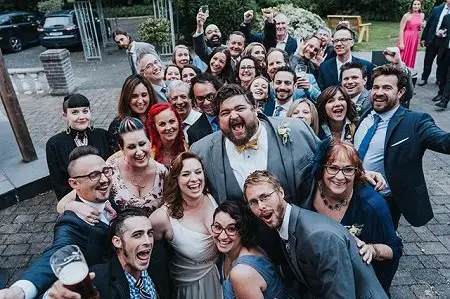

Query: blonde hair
[[286, 99, 320, 135]]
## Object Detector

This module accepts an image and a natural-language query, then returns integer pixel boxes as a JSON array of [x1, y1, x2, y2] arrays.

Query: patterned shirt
[[124, 270, 157, 299]]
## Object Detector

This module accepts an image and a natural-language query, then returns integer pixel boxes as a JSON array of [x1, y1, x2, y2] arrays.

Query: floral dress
[[108, 158, 167, 213]]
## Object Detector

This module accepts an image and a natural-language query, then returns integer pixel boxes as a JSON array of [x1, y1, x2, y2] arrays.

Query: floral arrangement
[[278, 122, 292, 145], [345, 224, 364, 237], [138, 17, 171, 45], [256, 4, 326, 41]]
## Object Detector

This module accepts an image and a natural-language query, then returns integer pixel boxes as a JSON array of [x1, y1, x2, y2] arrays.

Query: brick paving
[[0, 52, 449, 298]]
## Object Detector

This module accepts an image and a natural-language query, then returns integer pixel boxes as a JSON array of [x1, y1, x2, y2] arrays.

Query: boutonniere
[[345, 223, 364, 237], [278, 122, 292, 145], [356, 103, 362, 113]]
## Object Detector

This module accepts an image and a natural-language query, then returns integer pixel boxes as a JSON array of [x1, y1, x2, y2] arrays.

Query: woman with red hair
[[146, 103, 186, 167]]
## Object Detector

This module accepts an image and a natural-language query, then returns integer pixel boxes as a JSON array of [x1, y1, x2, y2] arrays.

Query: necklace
[[131, 175, 146, 188], [73, 131, 88, 147], [319, 183, 350, 211]]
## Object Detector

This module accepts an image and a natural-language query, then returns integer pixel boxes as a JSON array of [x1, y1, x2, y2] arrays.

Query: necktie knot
[[235, 138, 259, 154], [274, 106, 283, 117]]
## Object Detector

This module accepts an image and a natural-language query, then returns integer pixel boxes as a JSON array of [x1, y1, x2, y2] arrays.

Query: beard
[[206, 35, 222, 48], [223, 116, 258, 146]]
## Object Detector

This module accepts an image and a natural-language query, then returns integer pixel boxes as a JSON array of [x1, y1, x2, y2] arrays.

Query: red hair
[[146, 103, 185, 163]]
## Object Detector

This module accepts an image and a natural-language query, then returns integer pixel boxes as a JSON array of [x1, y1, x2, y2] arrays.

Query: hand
[[398, 43, 405, 50], [68, 201, 100, 225], [310, 54, 324, 67], [383, 48, 402, 65], [261, 8, 274, 22], [364, 170, 387, 191], [296, 76, 311, 90], [355, 237, 377, 264], [47, 273, 95, 299], [243, 10, 253, 24], [196, 10, 207, 28], [0, 287, 25, 299], [420, 40, 425, 48]]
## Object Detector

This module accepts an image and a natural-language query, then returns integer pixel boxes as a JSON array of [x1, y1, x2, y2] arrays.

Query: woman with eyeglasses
[[150, 152, 223, 299], [235, 56, 261, 89], [46, 93, 112, 200], [310, 140, 402, 295], [212, 200, 286, 299], [317, 86, 359, 142]]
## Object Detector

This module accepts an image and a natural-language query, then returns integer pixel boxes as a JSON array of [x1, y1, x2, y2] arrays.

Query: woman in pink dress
[[399, 0, 425, 68]]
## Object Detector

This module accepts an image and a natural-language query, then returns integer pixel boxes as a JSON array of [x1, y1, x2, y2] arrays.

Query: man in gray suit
[[340, 61, 372, 117], [138, 53, 168, 103], [190, 83, 319, 206], [243, 170, 388, 299], [113, 28, 158, 75]]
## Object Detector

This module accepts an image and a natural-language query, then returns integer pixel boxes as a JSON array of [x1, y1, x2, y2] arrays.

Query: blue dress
[[341, 184, 403, 294], [222, 255, 286, 299]]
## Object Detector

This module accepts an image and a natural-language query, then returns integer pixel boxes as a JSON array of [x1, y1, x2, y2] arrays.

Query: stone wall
[[8, 68, 49, 95]]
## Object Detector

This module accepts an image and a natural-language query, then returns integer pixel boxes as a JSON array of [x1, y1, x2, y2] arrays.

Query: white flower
[[345, 224, 364, 237], [278, 122, 293, 145]]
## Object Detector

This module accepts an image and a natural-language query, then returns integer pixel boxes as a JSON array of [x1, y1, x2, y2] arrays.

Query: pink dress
[[400, 13, 424, 68]]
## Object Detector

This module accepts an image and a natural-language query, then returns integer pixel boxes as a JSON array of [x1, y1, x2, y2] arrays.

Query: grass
[[353, 21, 402, 51]]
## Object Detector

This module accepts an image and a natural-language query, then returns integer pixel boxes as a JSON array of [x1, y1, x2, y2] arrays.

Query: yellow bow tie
[[235, 139, 259, 154]]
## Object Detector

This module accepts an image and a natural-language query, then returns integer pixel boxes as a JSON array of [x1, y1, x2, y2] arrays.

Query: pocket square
[[391, 137, 409, 147]]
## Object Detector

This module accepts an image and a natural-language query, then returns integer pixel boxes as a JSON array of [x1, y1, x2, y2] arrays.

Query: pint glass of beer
[[50, 245, 99, 299]]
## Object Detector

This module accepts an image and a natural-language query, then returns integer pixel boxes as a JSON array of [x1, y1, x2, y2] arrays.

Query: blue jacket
[[264, 74, 321, 116], [318, 56, 375, 90], [358, 106, 450, 227], [421, 4, 445, 46], [20, 209, 110, 295]]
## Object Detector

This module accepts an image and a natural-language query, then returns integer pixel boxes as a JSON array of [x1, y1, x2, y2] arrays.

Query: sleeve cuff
[[192, 31, 203, 38], [11, 280, 38, 299]]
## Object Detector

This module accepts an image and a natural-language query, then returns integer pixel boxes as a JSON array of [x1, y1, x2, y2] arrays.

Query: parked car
[[0, 11, 43, 52], [39, 10, 111, 49]]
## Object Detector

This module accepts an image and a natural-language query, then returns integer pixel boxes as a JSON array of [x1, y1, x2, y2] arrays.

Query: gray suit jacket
[[130, 41, 158, 74], [285, 204, 388, 299], [190, 114, 319, 205], [355, 89, 372, 118]]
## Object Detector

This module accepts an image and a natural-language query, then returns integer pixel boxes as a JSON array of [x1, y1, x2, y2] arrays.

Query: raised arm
[[192, 10, 210, 62]]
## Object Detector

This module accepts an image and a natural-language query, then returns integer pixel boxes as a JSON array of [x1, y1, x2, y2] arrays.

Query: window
[[44, 16, 72, 27], [11, 15, 27, 24], [0, 16, 11, 26]]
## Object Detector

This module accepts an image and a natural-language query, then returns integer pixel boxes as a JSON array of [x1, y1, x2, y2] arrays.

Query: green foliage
[[0, 0, 39, 11], [104, 4, 153, 18], [174, 0, 257, 44], [138, 17, 171, 45], [37, 0, 63, 13]]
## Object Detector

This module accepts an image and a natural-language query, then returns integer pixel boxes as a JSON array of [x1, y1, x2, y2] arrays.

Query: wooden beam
[[0, 49, 37, 162]]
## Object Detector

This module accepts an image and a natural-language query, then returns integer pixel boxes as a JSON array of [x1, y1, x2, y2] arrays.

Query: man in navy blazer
[[318, 25, 375, 90], [354, 65, 450, 229], [418, 0, 450, 86], [0, 146, 114, 298]]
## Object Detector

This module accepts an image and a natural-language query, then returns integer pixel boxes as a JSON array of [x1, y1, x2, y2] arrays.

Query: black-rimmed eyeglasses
[[247, 190, 277, 208], [211, 224, 238, 236], [324, 165, 357, 177], [72, 167, 114, 181]]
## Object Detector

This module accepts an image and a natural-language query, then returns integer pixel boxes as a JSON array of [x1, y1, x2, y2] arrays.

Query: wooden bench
[[327, 15, 372, 43]]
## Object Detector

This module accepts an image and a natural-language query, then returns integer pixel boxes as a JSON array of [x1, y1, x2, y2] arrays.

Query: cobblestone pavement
[[0, 53, 449, 298]]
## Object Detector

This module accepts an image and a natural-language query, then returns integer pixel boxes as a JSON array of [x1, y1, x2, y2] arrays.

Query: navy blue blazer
[[318, 56, 375, 90], [421, 4, 445, 46], [359, 106, 450, 227], [20, 210, 110, 295]]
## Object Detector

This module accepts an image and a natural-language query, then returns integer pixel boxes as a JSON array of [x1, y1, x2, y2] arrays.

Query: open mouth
[[134, 154, 146, 161], [230, 120, 246, 135], [187, 183, 202, 192], [261, 211, 273, 222], [135, 104, 146, 111], [96, 183, 110, 194], [152, 68, 161, 76], [136, 249, 151, 263], [216, 239, 231, 248]]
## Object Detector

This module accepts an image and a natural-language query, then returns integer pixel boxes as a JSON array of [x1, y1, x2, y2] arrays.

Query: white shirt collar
[[279, 33, 289, 43], [351, 92, 362, 103], [183, 109, 202, 126], [278, 203, 292, 241], [275, 98, 293, 111]]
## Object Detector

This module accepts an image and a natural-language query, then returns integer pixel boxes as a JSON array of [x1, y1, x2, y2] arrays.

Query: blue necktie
[[274, 106, 283, 117], [135, 276, 157, 299], [210, 117, 219, 132], [358, 114, 381, 161]]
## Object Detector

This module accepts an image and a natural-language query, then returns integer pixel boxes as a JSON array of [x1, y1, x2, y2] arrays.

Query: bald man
[[193, 9, 225, 62]]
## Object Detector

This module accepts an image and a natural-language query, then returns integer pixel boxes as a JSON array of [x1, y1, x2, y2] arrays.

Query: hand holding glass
[[200, 5, 209, 18], [50, 245, 99, 299]]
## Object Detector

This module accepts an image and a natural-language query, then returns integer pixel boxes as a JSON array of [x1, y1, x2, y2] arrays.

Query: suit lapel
[[329, 58, 338, 84], [287, 205, 309, 287], [385, 106, 405, 150], [210, 134, 228, 203], [111, 255, 131, 299]]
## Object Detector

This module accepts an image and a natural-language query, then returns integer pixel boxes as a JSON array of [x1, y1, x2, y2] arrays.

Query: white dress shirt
[[276, 34, 289, 51], [436, 5, 450, 35], [183, 109, 202, 142], [354, 106, 400, 196], [277, 203, 292, 241], [225, 121, 268, 189], [13, 196, 110, 299], [274, 98, 293, 117], [336, 56, 352, 80]]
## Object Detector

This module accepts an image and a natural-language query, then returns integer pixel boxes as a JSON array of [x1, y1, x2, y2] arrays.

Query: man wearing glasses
[[138, 53, 168, 103], [243, 170, 388, 299], [0, 146, 116, 299], [318, 24, 375, 90]]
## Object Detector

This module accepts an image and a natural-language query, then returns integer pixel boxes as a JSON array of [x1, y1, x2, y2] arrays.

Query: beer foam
[[59, 261, 88, 285]]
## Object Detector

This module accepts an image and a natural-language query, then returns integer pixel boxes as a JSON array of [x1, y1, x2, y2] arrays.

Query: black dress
[[45, 128, 112, 200], [107, 117, 122, 154]]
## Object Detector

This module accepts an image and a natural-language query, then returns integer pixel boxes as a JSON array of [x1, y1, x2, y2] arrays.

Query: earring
[[89, 123, 94, 131], [66, 126, 71, 134]]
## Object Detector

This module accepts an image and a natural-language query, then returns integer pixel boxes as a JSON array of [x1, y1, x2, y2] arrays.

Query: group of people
[[1, 4, 450, 299], [399, 0, 450, 109]]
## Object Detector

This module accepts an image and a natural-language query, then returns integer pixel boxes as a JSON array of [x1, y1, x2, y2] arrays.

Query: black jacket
[[186, 113, 214, 146]]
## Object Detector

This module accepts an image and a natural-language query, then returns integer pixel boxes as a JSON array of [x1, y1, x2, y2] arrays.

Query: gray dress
[[168, 194, 223, 299]]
